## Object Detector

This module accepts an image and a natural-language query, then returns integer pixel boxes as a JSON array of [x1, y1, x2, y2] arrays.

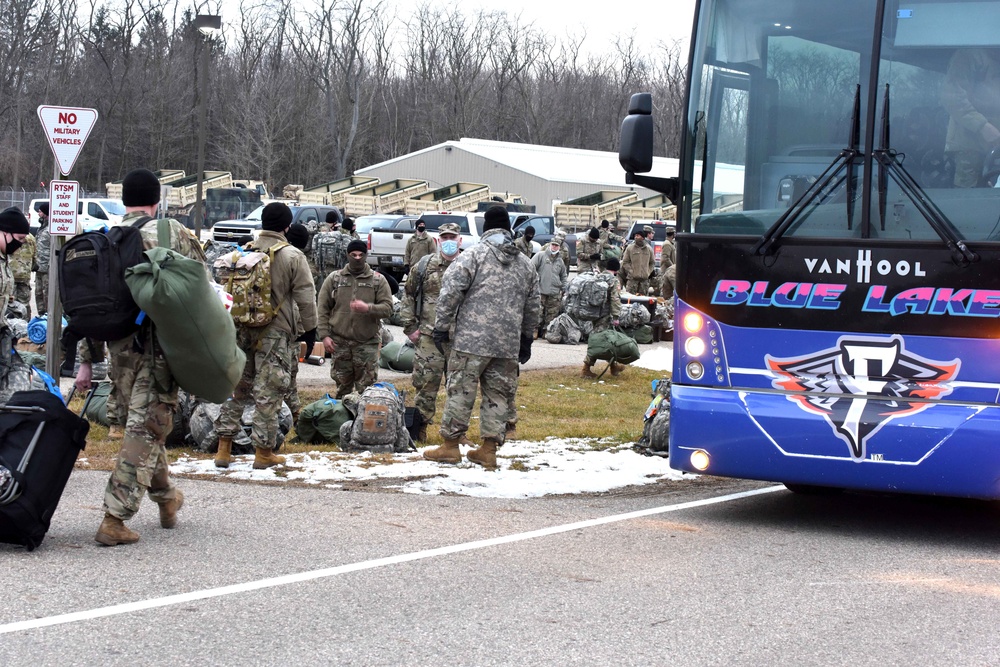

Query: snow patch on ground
[[169, 437, 689, 498], [633, 346, 673, 372]]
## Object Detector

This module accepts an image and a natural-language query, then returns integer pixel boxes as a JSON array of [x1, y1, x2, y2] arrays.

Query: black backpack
[[59, 217, 151, 341]]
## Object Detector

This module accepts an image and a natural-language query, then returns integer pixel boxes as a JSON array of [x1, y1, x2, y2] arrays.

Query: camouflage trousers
[[34, 272, 48, 316], [440, 351, 518, 443], [412, 333, 450, 423], [539, 294, 562, 331], [217, 328, 292, 450], [13, 282, 30, 310], [102, 330, 180, 521], [626, 277, 651, 296], [330, 336, 380, 399]]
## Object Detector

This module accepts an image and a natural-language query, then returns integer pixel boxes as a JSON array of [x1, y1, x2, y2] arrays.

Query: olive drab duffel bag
[[378, 340, 416, 372], [586, 329, 641, 366], [125, 219, 246, 403], [296, 395, 353, 444]]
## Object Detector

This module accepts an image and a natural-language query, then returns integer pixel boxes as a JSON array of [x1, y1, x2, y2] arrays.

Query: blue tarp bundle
[[26, 316, 67, 344]]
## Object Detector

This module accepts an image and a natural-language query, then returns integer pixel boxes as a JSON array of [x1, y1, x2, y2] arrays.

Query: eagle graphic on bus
[[765, 336, 960, 460]]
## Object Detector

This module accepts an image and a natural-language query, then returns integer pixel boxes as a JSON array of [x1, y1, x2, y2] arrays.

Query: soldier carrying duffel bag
[[585, 328, 641, 379]]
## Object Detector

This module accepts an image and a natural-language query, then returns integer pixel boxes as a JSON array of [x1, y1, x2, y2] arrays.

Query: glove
[[518, 334, 533, 364], [432, 329, 450, 355], [297, 328, 317, 352], [590, 253, 600, 260]]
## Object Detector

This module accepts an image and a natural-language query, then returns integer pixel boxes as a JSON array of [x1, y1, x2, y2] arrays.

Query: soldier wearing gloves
[[422, 206, 540, 469]]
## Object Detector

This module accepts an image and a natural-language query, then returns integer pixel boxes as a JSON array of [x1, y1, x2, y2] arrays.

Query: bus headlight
[[683, 312, 704, 333], [690, 449, 711, 471], [686, 361, 704, 379], [685, 336, 706, 357]]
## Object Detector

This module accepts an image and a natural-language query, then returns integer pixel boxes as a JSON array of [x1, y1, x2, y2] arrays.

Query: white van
[[77, 198, 126, 230]]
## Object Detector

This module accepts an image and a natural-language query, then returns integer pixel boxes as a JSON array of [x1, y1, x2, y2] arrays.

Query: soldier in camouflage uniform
[[340, 218, 361, 241], [280, 223, 313, 422], [598, 219, 623, 248], [34, 203, 50, 316], [317, 239, 393, 398], [423, 206, 540, 469], [215, 205, 317, 470], [621, 228, 655, 295], [582, 258, 624, 377], [400, 222, 462, 441], [576, 227, 605, 274], [94, 169, 204, 547], [553, 230, 571, 271], [661, 228, 676, 300], [403, 219, 436, 273], [531, 239, 568, 335], [0, 209, 30, 328], [8, 231, 35, 310], [514, 225, 535, 258]]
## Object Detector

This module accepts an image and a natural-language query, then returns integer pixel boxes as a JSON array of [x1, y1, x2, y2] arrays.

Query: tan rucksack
[[213, 242, 288, 327]]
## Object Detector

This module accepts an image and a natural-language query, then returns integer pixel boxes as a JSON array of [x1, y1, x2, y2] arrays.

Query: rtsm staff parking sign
[[49, 181, 80, 236]]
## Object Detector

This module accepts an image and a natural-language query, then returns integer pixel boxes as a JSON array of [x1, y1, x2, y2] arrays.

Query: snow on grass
[[169, 437, 690, 499], [633, 346, 673, 372]]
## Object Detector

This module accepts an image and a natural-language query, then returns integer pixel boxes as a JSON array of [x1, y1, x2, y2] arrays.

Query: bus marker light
[[686, 361, 704, 379], [690, 450, 711, 471], [685, 336, 706, 357], [683, 312, 704, 333]]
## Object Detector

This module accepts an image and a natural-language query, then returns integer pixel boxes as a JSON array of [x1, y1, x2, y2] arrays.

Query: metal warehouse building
[[354, 138, 684, 215]]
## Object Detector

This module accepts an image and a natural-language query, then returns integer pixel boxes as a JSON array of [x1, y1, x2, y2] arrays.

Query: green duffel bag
[[586, 329, 641, 365], [84, 382, 113, 425], [379, 340, 416, 372], [297, 395, 353, 444], [602, 246, 622, 261], [625, 324, 654, 344], [125, 219, 246, 403]]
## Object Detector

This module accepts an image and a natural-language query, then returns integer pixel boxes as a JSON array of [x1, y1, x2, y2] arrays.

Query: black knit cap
[[347, 239, 367, 255], [588, 227, 600, 239], [38, 202, 49, 215], [0, 207, 30, 234], [482, 205, 510, 233], [342, 218, 354, 231], [261, 202, 293, 231], [285, 223, 309, 249], [121, 168, 161, 207], [325, 210, 341, 224], [606, 258, 621, 271]]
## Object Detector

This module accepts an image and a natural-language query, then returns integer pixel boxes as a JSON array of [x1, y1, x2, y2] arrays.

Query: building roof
[[356, 138, 680, 188]]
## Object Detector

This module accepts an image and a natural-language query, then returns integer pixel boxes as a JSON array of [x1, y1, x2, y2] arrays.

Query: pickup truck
[[212, 204, 340, 245], [511, 215, 578, 265], [356, 213, 419, 277]]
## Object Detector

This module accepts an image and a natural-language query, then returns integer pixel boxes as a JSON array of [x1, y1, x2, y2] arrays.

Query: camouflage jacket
[[249, 230, 318, 337], [434, 229, 540, 359], [400, 252, 455, 336], [8, 233, 35, 283], [317, 264, 393, 343], [514, 236, 533, 257], [404, 233, 436, 269], [599, 228, 623, 247], [576, 236, 606, 269], [0, 254, 13, 316], [35, 226, 50, 273]]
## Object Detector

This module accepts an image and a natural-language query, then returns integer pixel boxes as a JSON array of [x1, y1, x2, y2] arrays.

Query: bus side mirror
[[619, 92, 655, 174]]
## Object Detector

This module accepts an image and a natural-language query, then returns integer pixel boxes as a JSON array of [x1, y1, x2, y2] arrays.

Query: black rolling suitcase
[[0, 390, 90, 550]]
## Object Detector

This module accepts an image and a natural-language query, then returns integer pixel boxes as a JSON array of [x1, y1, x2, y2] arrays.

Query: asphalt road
[[3, 472, 1000, 665]]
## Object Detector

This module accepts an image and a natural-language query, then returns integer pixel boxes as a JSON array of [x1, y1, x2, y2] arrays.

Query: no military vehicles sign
[[37, 106, 98, 175]]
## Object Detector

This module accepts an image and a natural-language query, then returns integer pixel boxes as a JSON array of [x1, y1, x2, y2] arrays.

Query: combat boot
[[107, 424, 124, 438], [95, 514, 139, 546], [215, 436, 233, 468], [610, 362, 626, 377], [505, 422, 517, 441], [253, 447, 286, 469], [422, 437, 467, 464], [467, 438, 500, 470], [581, 362, 596, 378], [156, 489, 184, 529]]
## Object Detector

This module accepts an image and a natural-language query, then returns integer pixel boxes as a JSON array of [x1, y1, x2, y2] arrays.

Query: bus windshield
[[686, 0, 1000, 243]]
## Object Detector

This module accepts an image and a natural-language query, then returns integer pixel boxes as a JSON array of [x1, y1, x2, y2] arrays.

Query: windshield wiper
[[752, 86, 862, 256], [873, 85, 978, 265]]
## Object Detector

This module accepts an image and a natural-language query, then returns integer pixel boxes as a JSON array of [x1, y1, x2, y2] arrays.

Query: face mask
[[635, 238, 646, 247], [4, 238, 22, 255], [348, 257, 366, 273], [416, 225, 426, 234], [440, 240, 459, 256], [549, 246, 560, 255]]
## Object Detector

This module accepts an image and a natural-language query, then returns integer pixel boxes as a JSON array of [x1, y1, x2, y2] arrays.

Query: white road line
[[0, 485, 784, 634]]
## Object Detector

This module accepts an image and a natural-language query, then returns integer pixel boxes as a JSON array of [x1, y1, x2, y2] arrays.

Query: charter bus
[[620, 0, 1000, 497]]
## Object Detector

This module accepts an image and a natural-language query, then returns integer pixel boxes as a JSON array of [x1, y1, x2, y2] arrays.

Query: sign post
[[37, 106, 98, 379]]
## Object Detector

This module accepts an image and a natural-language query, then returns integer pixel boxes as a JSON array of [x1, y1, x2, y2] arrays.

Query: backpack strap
[[156, 218, 171, 249]]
